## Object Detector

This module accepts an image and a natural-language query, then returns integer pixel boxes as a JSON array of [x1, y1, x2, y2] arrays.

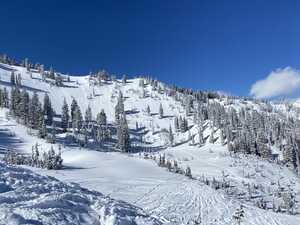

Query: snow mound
[[0, 162, 161, 225]]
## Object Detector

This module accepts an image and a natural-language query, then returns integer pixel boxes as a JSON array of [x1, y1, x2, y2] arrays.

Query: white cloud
[[250, 67, 300, 98]]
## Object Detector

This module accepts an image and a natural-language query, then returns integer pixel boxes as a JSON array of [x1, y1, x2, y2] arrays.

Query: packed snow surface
[[0, 162, 161, 225]]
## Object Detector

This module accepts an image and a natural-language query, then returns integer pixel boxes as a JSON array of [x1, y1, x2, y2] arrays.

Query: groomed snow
[[0, 162, 161, 225]]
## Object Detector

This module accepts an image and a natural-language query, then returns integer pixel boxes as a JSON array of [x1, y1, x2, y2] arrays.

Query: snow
[[0, 162, 161, 225], [1, 64, 300, 224]]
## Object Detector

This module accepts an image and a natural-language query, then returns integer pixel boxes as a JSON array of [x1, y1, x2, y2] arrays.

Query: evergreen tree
[[117, 113, 131, 152], [19, 89, 30, 124], [28, 92, 43, 129], [233, 205, 244, 225], [122, 74, 127, 84], [174, 116, 179, 131], [38, 120, 47, 138], [61, 98, 69, 132], [97, 109, 107, 126], [10, 71, 15, 85], [185, 166, 192, 178], [0, 88, 3, 107], [198, 126, 204, 146], [85, 105, 92, 124], [43, 93, 53, 125], [220, 128, 225, 145], [209, 129, 215, 144], [146, 105, 151, 116], [9, 87, 21, 117], [16, 73, 22, 87], [169, 125, 174, 146], [73, 105, 83, 131], [2, 88, 9, 108], [159, 103, 164, 119], [115, 92, 124, 122], [49, 66, 55, 79], [70, 98, 78, 122]]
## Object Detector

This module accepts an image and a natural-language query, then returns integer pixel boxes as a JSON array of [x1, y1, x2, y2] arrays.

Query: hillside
[[1, 59, 300, 224]]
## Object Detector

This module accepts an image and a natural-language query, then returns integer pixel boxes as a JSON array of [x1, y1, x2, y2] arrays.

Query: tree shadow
[[0, 128, 24, 153], [125, 109, 139, 115]]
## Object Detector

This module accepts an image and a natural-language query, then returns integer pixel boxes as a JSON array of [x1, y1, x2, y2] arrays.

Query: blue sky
[[1, 0, 300, 97]]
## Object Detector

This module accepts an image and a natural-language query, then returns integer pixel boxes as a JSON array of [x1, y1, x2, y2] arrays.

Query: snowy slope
[[0, 162, 161, 225], [1, 108, 300, 225], [1, 63, 300, 224], [0, 63, 202, 146]]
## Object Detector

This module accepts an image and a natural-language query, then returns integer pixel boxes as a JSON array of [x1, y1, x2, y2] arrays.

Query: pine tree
[[169, 125, 174, 146], [70, 98, 78, 122], [209, 129, 215, 144], [115, 92, 124, 122], [40, 64, 45, 81], [220, 128, 225, 145], [185, 166, 192, 178], [146, 105, 151, 116], [179, 116, 188, 132], [49, 66, 55, 79], [43, 93, 53, 125], [36, 102, 44, 131], [61, 98, 69, 132], [38, 120, 47, 138], [85, 105, 92, 125], [139, 78, 144, 87], [19, 89, 30, 124], [10, 71, 15, 85], [97, 109, 107, 126], [117, 113, 131, 152], [159, 103, 164, 119], [233, 205, 244, 225], [1, 88, 9, 108], [0, 88, 3, 107], [29, 92, 43, 129], [73, 106, 83, 132], [198, 126, 204, 146], [174, 116, 179, 131], [16, 73, 22, 87], [10, 87, 21, 117], [122, 74, 127, 84]]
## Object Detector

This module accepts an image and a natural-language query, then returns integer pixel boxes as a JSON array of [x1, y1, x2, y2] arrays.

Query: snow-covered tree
[[174, 116, 179, 131], [116, 113, 131, 152], [10, 71, 15, 86], [85, 105, 92, 125], [43, 93, 53, 125], [169, 125, 174, 146], [38, 120, 47, 138], [159, 103, 164, 119], [97, 109, 107, 126], [185, 166, 192, 178], [73, 105, 83, 132], [122, 74, 127, 84], [70, 98, 78, 122], [115, 92, 124, 123], [61, 98, 69, 132], [233, 205, 244, 225], [146, 105, 151, 116]]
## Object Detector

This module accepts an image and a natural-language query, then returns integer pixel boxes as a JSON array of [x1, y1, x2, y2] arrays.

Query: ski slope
[[1, 109, 300, 224], [0, 161, 161, 225], [1, 63, 300, 224]]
